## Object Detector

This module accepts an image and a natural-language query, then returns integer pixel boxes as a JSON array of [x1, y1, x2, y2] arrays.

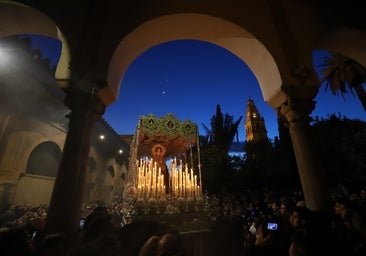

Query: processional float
[[123, 113, 205, 220]]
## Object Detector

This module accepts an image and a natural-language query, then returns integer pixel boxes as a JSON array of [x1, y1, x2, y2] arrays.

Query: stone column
[[44, 87, 105, 238], [278, 98, 332, 213]]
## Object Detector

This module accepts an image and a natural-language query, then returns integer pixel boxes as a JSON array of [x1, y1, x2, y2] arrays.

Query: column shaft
[[45, 88, 104, 238], [279, 99, 332, 213]]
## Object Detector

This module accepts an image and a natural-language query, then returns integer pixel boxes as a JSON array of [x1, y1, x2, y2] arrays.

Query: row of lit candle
[[135, 158, 202, 200], [170, 159, 202, 199], [136, 158, 166, 199]]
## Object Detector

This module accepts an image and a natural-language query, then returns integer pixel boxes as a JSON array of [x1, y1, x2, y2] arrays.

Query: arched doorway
[[26, 141, 62, 177], [13, 141, 62, 205]]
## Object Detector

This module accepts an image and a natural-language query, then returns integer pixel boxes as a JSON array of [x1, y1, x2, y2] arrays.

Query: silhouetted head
[[158, 233, 182, 256]]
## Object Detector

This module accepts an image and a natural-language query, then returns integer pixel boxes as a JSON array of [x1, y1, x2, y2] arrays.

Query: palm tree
[[200, 104, 243, 194], [202, 104, 243, 154], [319, 51, 366, 111]]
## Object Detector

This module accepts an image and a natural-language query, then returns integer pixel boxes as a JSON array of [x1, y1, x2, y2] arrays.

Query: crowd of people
[[0, 185, 365, 255]]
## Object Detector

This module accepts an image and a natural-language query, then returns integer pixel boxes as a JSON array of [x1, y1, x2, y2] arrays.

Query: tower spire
[[244, 98, 268, 142]]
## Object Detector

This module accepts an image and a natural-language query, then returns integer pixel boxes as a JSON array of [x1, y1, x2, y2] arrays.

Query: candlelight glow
[[135, 157, 202, 200]]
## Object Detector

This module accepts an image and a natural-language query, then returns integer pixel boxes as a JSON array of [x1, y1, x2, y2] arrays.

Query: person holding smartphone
[[246, 222, 290, 255]]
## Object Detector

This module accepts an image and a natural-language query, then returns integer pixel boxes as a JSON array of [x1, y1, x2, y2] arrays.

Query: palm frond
[[319, 51, 366, 111]]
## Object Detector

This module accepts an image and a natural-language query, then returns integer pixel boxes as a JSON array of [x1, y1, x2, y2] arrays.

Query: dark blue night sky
[[28, 36, 366, 141]]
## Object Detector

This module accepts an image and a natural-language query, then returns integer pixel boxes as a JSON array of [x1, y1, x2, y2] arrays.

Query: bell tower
[[244, 98, 268, 142]]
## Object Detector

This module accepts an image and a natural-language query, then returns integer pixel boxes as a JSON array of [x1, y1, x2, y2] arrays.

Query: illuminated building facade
[[244, 98, 268, 143]]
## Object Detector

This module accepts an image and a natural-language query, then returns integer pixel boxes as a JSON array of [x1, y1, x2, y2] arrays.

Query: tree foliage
[[200, 104, 366, 195], [202, 105, 243, 154], [319, 51, 366, 111], [200, 104, 242, 194], [312, 114, 366, 188], [242, 139, 300, 190]]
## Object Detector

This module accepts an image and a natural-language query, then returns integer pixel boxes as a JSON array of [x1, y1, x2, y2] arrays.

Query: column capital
[[277, 98, 315, 126]]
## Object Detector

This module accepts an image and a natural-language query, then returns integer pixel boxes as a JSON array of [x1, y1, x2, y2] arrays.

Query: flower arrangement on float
[[195, 196, 205, 211], [147, 197, 157, 214], [135, 197, 145, 215], [157, 197, 168, 214], [176, 197, 186, 212], [186, 197, 196, 212]]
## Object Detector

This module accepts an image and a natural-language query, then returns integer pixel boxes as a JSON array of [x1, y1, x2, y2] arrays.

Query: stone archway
[[26, 141, 62, 177], [0, 1, 71, 87], [104, 13, 282, 106], [104, 12, 331, 213]]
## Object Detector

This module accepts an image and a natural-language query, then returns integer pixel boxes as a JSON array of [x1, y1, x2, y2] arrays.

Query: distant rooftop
[[120, 134, 134, 147]]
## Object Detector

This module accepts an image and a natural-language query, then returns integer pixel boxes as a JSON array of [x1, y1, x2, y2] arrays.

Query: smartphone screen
[[79, 218, 85, 229], [31, 231, 37, 241], [267, 222, 278, 230]]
